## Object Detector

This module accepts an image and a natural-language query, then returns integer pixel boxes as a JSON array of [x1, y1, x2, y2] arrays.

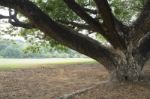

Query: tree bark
[[110, 50, 143, 82], [131, 0, 150, 46], [113, 59, 142, 82]]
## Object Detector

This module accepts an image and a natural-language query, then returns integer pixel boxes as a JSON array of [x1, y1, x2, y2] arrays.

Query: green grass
[[0, 58, 97, 70]]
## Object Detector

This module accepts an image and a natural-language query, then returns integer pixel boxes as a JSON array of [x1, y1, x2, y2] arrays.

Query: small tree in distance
[[0, 0, 149, 82]]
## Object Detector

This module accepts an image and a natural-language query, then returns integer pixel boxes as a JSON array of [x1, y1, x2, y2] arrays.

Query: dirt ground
[[63, 64, 150, 99], [0, 63, 149, 99], [0, 64, 108, 99]]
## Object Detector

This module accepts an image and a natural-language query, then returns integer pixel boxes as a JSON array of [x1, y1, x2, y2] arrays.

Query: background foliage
[[0, 39, 86, 58]]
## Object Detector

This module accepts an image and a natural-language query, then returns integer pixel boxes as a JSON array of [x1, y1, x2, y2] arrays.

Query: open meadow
[[0, 58, 96, 70]]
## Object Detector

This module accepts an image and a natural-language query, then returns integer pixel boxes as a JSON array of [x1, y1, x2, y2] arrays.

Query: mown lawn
[[0, 58, 96, 70]]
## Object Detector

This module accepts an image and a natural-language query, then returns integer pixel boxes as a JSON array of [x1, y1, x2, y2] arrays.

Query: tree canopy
[[0, 0, 145, 42]]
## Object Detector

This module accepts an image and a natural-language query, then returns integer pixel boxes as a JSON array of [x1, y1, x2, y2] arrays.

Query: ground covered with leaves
[[0, 63, 149, 99]]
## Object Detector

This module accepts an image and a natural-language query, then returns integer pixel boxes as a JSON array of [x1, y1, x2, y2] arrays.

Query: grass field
[[0, 58, 96, 70]]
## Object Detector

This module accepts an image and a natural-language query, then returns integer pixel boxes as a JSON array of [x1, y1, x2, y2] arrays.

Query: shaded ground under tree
[[0, 63, 149, 99]]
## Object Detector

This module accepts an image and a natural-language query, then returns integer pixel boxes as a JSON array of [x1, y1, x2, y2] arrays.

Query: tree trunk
[[110, 48, 143, 82], [112, 62, 142, 82]]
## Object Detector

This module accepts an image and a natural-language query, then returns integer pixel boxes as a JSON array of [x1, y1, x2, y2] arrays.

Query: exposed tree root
[[57, 81, 108, 99], [57, 73, 150, 99]]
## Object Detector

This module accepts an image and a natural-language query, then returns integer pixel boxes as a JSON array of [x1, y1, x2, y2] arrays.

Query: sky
[[0, 7, 26, 41]]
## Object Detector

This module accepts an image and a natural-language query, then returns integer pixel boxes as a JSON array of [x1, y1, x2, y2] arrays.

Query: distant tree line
[[0, 39, 86, 58]]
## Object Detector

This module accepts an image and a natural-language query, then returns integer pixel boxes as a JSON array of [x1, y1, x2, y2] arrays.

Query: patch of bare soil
[[61, 65, 150, 99], [66, 81, 150, 99], [0, 64, 108, 99], [0, 63, 149, 99]]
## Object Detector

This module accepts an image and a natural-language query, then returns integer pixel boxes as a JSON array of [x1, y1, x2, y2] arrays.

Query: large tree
[[0, 0, 149, 82]]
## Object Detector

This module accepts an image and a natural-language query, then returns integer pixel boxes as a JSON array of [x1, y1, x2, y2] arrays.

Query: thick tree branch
[[113, 17, 129, 37], [83, 8, 129, 37], [0, 0, 117, 71], [8, 9, 35, 29], [57, 20, 92, 31], [0, 14, 9, 19], [64, 0, 127, 50], [138, 32, 150, 59], [83, 8, 97, 14], [0, 8, 34, 29], [135, 32, 150, 68], [94, 0, 116, 33], [132, 1, 150, 45], [63, 0, 105, 34], [94, 0, 127, 49]]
